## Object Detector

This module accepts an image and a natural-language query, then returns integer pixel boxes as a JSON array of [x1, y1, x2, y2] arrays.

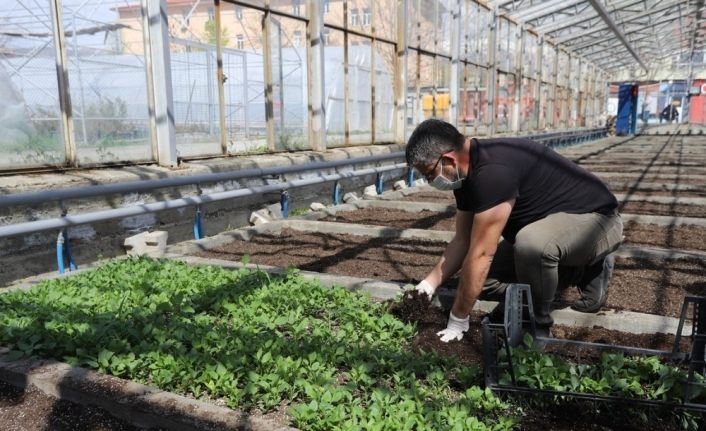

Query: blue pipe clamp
[[376, 174, 384, 194], [56, 229, 77, 274], [333, 181, 342, 205], [193, 206, 203, 240], [280, 190, 290, 219]]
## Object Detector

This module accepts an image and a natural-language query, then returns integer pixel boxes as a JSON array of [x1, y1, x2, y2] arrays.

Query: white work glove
[[437, 311, 470, 343], [415, 280, 435, 300]]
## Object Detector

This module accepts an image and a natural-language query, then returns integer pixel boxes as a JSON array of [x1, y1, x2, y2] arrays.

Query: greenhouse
[[1, 0, 706, 429]]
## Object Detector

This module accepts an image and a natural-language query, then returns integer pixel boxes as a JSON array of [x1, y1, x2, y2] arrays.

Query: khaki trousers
[[481, 212, 624, 325]]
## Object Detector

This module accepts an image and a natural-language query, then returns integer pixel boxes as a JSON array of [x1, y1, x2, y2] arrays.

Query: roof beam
[[510, 0, 585, 23], [535, 0, 646, 34], [554, 0, 685, 45], [585, 0, 648, 71], [568, 14, 684, 51]]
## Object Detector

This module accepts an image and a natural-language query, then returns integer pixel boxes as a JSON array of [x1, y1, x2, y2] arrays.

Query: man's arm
[[420, 209, 474, 290], [451, 199, 514, 318]]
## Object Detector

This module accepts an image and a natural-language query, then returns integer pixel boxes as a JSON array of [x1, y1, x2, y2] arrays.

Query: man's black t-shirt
[[453, 138, 618, 243]]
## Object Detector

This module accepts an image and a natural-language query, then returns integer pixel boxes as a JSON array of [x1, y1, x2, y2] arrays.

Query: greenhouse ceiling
[[494, 0, 706, 79]]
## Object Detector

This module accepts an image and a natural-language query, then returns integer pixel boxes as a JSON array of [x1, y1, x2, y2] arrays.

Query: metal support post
[[262, 4, 277, 151], [487, 9, 499, 135], [307, 0, 326, 151], [49, 0, 77, 167], [549, 45, 558, 130], [448, 0, 461, 127], [395, 0, 409, 144], [533, 36, 543, 131], [214, 0, 228, 154], [512, 26, 523, 133], [146, 0, 179, 167]]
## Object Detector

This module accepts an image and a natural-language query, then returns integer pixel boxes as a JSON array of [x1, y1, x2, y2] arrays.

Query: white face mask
[[430, 165, 463, 191]]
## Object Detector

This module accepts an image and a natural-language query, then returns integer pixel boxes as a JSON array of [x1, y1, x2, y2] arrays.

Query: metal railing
[[0, 127, 609, 274]]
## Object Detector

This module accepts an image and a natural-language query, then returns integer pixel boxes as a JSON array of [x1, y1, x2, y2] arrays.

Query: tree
[[204, 19, 230, 47]]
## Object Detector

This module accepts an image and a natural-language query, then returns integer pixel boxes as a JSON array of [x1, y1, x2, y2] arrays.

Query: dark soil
[[390, 291, 684, 367], [324, 208, 456, 231], [198, 229, 444, 284], [0, 381, 141, 431], [623, 220, 706, 251], [608, 183, 706, 197], [323, 207, 706, 251], [620, 201, 706, 218], [393, 191, 455, 203], [602, 175, 706, 185], [195, 230, 705, 317]]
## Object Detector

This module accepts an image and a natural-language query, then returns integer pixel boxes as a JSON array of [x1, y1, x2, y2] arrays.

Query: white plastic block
[[363, 184, 378, 197], [124, 231, 168, 257], [249, 209, 272, 225], [310, 202, 326, 211], [343, 192, 360, 203], [393, 180, 408, 190]]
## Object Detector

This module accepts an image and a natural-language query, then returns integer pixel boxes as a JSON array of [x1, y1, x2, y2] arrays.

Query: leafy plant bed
[[623, 221, 706, 251], [193, 230, 705, 317], [0, 258, 698, 430], [620, 201, 706, 218], [392, 293, 699, 430], [0, 380, 139, 431], [0, 257, 516, 430]]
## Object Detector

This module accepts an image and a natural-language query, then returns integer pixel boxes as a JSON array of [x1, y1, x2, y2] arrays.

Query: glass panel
[[434, 56, 451, 121], [478, 66, 489, 131], [419, 0, 436, 52], [539, 82, 550, 129], [272, 0, 308, 19], [0, 0, 65, 168], [461, 2, 475, 62], [506, 21, 517, 72], [406, 50, 419, 139], [523, 33, 537, 77], [437, 0, 452, 56], [496, 72, 511, 132], [408, 0, 420, 49], [323, 0, 343, 27], [324, 28, 346, 147], [349, 0, 372, 35], [542, 44, 555, 83], [222, 5, 267, 154], [373, 0, 396, 41], [555, 87, 566, 128], [419, 53, 434, 120], [458, 63, 471, 132], [374, 41, 395, 142], [168, 0, 222, 157], [478, 7, 490, 66], [62, 0, 152, 164], [347, 35, 372, 145], [520, 77, 535, 131], [270, 16, 308, 150], [557, 51, 569, 87]]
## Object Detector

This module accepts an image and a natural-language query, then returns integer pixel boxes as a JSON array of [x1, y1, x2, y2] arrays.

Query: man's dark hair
[[405, 119, 465, 167]]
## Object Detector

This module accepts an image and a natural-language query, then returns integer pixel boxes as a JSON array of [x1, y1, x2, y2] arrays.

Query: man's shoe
[[571, 254, 615, 313]]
